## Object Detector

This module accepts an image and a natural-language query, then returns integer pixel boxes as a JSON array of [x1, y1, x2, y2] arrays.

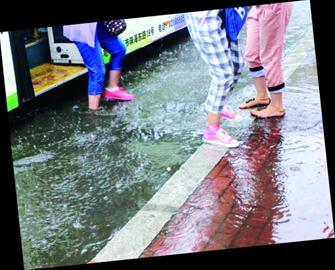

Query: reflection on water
[[143, 104, 331, 255], [9, 1, 330, 269], [12, 30, 213, 269]]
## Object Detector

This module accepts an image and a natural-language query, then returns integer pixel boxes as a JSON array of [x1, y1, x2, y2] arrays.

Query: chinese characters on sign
[[124, 15, 185, 48]]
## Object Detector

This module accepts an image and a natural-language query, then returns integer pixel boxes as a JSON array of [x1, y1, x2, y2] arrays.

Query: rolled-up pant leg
[[75, 35, 106, 96], [245, 6, 265, 78], [246, 3, 292, 94], [259, 3, 292, 93]]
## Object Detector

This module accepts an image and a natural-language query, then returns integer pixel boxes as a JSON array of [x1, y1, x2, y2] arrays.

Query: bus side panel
[[49, 13, 186, 64], [0, 32, 19, 112], [121, 13, 186, 55], [9, 31, 35, 107]]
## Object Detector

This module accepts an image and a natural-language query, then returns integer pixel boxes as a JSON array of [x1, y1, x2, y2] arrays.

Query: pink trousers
[[245, 3, 292, 93]]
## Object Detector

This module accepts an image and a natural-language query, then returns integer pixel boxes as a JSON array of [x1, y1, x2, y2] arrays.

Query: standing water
[[9, 1, 330, 269]]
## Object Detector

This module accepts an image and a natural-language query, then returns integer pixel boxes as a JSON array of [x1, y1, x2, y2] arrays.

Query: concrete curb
[[92, 27, 314, 263], [93, 143, 229, 262]]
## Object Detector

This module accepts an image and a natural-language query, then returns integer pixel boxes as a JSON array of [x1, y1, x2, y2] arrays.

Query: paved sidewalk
[[141, 121, 282, 256], [141, 40, 333, 257], [90, 19, 333, 264]]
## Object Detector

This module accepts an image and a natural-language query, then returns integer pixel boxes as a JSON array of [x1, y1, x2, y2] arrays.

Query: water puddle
[[9, 1, 332, 268]]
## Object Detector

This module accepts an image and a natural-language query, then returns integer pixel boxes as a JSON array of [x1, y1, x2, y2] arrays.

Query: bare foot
[[250, 104, 285, 118], [239, 97, 271, 109]]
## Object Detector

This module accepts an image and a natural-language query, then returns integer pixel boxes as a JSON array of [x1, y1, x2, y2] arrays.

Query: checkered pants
[[185, 10, 244, 114]]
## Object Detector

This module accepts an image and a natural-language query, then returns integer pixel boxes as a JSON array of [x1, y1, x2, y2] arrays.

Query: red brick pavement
[[141, 120, 286, 257]]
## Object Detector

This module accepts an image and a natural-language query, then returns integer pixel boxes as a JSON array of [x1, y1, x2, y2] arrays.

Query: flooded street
[[11, 27, 220, 269], [8, 1, 333, 269]]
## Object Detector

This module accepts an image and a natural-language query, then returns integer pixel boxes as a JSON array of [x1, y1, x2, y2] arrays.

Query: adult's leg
[[98, 24, 126, 88], [219, 39, 244, 121], [240, 6, 270, 109], [251, 2, 292, 118], [229, 40, 244, 89], [98, 23, 134, 100], [185, 11, 235, 117], [185, 11, 239, 147], [75, 37, 106, 110]]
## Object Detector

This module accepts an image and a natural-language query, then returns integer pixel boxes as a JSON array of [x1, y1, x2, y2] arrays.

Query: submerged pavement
[[91, 19, 333, 264], [11, 2, 331, 268]]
